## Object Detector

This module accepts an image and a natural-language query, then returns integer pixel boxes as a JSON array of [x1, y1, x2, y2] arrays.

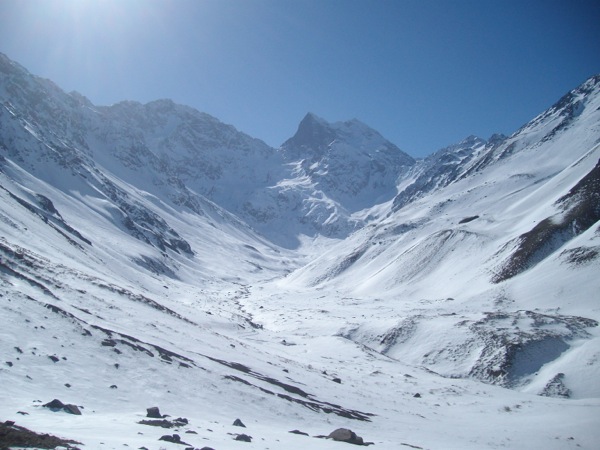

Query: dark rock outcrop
[[234, 433, 252, 442], [540, 372, 571, 398], [289, 429, 309, 436], [328, 428, 372, 445], [43, 399, 82, 415], [138, 417, 188, 428], [0, 421, 81, 449], [232, 418, 246, 427], [158, 433, 189, 445], [146, 406, 164, 418], [494, 158, 600, 283]]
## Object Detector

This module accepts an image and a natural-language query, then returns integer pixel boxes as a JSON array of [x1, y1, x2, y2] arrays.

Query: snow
[[1, 53, 600, 448]]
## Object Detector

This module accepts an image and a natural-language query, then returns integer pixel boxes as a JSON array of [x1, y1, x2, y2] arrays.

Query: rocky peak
[[282, 112, 414, 164], [281, 112, 336, 159], [278, 113, 415, 212]]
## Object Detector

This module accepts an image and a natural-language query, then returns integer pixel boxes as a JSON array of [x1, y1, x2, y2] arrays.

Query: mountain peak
[[282, 112, 336, 152]]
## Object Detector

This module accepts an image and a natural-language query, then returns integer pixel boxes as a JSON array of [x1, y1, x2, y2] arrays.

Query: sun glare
[[18, 0, 168, 98]]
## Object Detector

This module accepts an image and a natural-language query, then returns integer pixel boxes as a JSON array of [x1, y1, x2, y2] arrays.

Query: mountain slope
[[1, 52, 416, 249], [280, 74, 600, 396]]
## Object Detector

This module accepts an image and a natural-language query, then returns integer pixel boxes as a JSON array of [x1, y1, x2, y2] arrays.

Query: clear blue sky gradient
[[1, 0, 599, 157]]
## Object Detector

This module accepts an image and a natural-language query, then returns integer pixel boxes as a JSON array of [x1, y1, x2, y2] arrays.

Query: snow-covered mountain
[[282, 112, 414, 209], [1, 51, 599, 449], [242, 113, 415, 247], [284, 74, 600, 393]]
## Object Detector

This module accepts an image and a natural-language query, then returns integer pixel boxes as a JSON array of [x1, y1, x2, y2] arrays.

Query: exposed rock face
[[0, 421, 81, 449], [494, 158, 600, 283], [282, 113, 415, 211], [540, 373, 571, 398]]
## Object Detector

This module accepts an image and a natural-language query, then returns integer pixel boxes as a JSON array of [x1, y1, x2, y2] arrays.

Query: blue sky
[[1, 0, 599, 157]]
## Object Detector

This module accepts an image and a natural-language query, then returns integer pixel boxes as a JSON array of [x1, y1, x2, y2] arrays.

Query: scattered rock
[[233, 418, 246, 427], [138, 419, 175, 428], [48, 355, 59, 363], [5, 361, 13, 367], [138, 417, 188, 428], [43, 399, 82, 415], [413, 393, 421, 398], [289, 429, 309, 436], [159, 433, 189, 445], [146, 406, 164, 418], [185, 430, 198, 434], [65, 383, 71, 388], [235, 433, 252, 442], [328, 428, 371, 445], [332, 377, 342, 384], [199, 447, 216, 450], [459, 215, 479, 224], [63, 404, 82, 415], [110, 384, 118, 389], [45, 400, 63, 409], [17, 411, 29, 415]]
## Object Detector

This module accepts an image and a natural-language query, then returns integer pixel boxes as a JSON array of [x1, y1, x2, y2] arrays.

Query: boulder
[[43, 399, 65, 410], [146, 406, 163, 418], [328, 428, 366, 445], [43, 399, 82, 415], [159, 433, 190, 445], [235, 433, 252, 442], [233, 418, 246, 427], [63, 404, 82, 415]]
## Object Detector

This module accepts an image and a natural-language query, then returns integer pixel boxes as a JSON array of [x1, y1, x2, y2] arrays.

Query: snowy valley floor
[[1, 271, 599, 450]]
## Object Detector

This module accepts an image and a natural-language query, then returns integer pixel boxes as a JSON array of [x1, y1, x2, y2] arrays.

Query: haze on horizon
[[0, 0, 599, 158]]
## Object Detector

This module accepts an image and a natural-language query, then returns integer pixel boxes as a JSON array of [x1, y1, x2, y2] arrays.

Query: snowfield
[[1, 53, 599, 449]]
